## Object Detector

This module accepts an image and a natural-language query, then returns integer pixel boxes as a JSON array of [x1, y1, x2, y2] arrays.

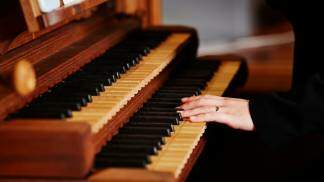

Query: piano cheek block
[[0, 121, 94, 178]]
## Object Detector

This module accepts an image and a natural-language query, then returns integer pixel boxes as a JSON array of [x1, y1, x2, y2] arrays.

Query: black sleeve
[[249, 71, 324, 147], [247, 0, 324, 148]]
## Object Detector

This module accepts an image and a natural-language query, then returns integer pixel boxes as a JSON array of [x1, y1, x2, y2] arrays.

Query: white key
[[63, 0, 84, 6], [37, 0, 60, 13]]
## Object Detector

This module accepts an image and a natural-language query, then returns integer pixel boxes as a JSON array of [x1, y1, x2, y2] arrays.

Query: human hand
[[177, 95, 255, 131]]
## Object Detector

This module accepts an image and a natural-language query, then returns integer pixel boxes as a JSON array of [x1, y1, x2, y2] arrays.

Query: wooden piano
[[0, 0, 245, 181]]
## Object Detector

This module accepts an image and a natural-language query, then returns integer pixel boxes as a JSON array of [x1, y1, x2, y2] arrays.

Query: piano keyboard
[[9, 31, 190, 133], [68, 33, 190, 133], [4, 28, 243, 180], [147, 61, 241, 178], [93, 60, 241, 179]]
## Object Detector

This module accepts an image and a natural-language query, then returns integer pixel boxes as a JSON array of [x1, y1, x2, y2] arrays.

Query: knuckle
[[206, 106, 214, 112], [201, 98, 208, 104], [204, 112, 211, 119], [188, 103, 194, 108], [219, 99, 226, 105], [196, 99, 203, 105], [193, 96, 200, 100], [203, 95, 210, 99], [194, 108, 201, 114], [191, 109, 197, 114]]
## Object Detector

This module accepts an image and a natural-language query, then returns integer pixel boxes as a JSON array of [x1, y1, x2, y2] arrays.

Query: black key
[[157, 89, 200, 96], [144, 101, 179, 108], [119, 126, 171, 137], [136, 110, 180, 116], [113, 134, 165, 145], [48, 93, 93, 103], [159, 86, 202, 92], [107, 53, 143, 63], [140, 107, 177, 112], [131, 115, 179, 125], [95, 158, 147, 168], [28, 102, 82, 111], [96, 153, 151, 164], [136, 112, 181, 121], [84, 64, 127, 74], [127, 122, 174, 132], [75, 70, 118, 81], [65, 77, 112, 87], [101, 144, 158, 155], [149, 98, 182, 102], [15, 109, 70, 119], [147, 99, 180, 103], [112, 59, 135, 67], [136, 110, 179, 116], [38, 96, 88, 106], [54, 87, 100, 96], [60, 81, 105, 92], [153, 92, 195, 98], [79, 69, 120, 80], [109, 138, 162, 149]]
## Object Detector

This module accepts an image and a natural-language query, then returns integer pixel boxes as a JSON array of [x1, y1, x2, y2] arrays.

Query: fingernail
[[190, 116, 197, 120], [190, 116, 201, 122], [181, 97, 188, 101]]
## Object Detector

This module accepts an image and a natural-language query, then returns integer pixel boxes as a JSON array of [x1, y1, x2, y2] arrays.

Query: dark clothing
[[188, 1, 324, 181], [250, 0, 324, 147]]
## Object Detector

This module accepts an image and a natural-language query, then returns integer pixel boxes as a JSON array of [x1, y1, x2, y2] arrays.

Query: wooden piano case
[[0, 0, 199, 179], [0, 0, 245, 181]]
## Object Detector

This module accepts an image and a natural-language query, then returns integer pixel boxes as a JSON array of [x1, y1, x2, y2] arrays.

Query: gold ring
[[215, 106, 220, 112]]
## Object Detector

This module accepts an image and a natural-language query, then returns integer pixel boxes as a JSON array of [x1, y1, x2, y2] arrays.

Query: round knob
[[13, 60, 36, 96]]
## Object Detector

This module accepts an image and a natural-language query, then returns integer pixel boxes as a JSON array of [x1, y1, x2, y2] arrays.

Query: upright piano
[[0, 0, 245, 181]]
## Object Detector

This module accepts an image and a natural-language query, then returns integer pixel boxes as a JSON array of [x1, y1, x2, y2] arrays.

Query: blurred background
[[163, 0, 294, 93]]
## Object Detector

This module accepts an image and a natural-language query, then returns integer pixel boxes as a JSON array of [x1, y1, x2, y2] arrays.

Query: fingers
[[181, 95, 221, 103], [181, 95, 201, 103], [178, 95, 254, 131], [189, 112, 231, 125], [179, 96, 225, 110], [180, 106, 216, 117], [188, 112, 237, 129]]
